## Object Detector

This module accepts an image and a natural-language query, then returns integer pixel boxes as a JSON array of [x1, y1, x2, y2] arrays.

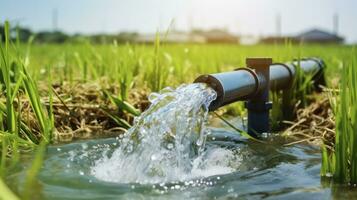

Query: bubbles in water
[[91, 83, 241, 184]]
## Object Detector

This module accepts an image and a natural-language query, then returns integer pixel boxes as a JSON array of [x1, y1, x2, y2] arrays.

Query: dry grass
[[4, 79, 150, 142], [282, 92, 335, 149]]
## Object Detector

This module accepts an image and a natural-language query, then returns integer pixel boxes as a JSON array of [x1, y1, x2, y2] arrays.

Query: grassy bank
[[3, 37, 352, 141]]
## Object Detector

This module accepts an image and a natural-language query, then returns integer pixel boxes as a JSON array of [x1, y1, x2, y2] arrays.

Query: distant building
[[239, 35, 260, 45], [295, 29, 344, 44], [136, 29, 239, 44], [260, 28, 344, 44], [260, 36, 296, 44], [135, 31, 205, 44], [192, 29, 239, 43]]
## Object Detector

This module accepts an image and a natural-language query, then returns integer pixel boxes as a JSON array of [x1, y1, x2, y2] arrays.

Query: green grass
[[0, 21, 50, 200], [321, 48, 357, 185]]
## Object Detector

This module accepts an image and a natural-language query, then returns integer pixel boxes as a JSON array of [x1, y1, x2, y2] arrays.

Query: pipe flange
[[234, 67, 260, 98], [293, 57, 324, 72], [292, 57, 326, 91], [303, 57, 326, 90], [272, 62, 294, 89], [300, 57, 324, 71]]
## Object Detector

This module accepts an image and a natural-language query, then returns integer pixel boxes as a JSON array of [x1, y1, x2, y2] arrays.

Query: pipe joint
[[234, 67, 261, 98], [271, 62, 294, 89]]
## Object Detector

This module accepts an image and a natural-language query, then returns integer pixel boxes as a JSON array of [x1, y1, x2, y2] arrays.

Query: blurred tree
[[1, 24, 33, 42], [16, 27, 32, 42], [115, 32, 138, 43], [0, 23, 139, 44], [0, 24, 4, 42], [36, 31, 69, 43]]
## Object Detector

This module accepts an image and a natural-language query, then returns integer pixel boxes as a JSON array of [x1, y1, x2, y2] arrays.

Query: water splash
[[91, 83, 241, 184]]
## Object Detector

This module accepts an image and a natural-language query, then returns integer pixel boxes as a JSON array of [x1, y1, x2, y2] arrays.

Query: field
[[1, 23, 357, 198]]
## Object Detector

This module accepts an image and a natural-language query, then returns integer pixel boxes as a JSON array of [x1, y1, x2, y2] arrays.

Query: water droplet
[[151, 154, 158, 161], [125, 144, 133, 153], [81, 143, 88, 150], [167, 143, 174, 149], [261, 132, 270, 138]]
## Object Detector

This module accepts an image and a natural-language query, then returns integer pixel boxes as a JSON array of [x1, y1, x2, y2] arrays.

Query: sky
[[1, 0, 357, 43]]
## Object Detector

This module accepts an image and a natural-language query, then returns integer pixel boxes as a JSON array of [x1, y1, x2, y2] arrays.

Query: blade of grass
[[104, 90, 140, 116], [22, 140, 46, 200], [100, 107, 131, 129], [213, 111, 266, 143], [0, 178, 19, 200]]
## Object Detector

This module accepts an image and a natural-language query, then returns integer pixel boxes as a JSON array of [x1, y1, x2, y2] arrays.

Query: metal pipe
[[194, 57, 325, 137], [194, 57, 324, 111], [194, 68, 260, 110], [270, 58, 325, 90]]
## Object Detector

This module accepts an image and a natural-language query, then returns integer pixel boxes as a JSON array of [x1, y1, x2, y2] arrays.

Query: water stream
[[91, 83, 240, 184], [5, 83, 354, 199]]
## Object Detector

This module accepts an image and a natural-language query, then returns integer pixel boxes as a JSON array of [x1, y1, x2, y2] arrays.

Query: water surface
[[8, 130, 334, 200], [5, 83, 351, 199]]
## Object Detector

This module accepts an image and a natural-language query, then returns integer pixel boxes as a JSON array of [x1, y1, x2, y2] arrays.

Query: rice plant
[[0, 21, 53, 143], [146, 33, 172, 92], [0, 21, 16, 135], [0, 21, 56, 200], [321, 49, 357, 185]]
